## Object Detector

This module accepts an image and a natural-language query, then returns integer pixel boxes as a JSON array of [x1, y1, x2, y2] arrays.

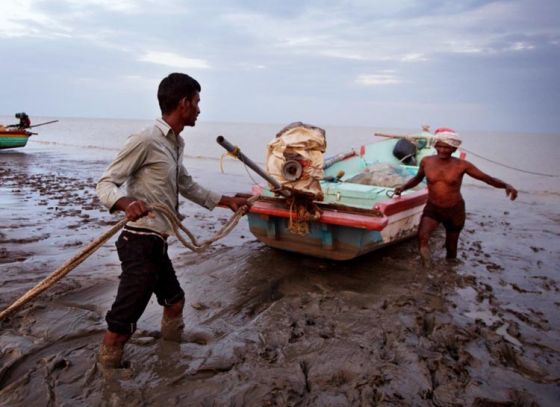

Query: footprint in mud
[[183, 329, 213, 345], [510, 283, 540, 294], [484, 262, 504, 272], [0, 249, 33, 264], [416, 312, 436, 337], [504, 308, 550, 331], [289, 320, 305, 343], [63, 240, 84, 248], [492, 341, 552, 383], [0, 333, 104, 393], [473, 389, 539, 406]]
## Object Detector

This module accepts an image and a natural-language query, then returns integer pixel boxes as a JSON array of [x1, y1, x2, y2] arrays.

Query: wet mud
[[1, 150, 559, 406]]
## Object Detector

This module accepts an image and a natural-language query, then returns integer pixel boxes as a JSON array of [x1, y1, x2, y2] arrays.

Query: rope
[[0, 218, 126, 321], [286, 195, 321, 236], [378, 132, 558, 177], [242, 163, 264, 189], [151, 197, 258, 253], [0, 199, 257, 321], [220, 151, 264, 189], [460, 147, 558, 178], [219, 146, 241, 174]]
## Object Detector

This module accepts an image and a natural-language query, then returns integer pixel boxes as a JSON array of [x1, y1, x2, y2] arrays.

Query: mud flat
[[1, 146, 559, 406]]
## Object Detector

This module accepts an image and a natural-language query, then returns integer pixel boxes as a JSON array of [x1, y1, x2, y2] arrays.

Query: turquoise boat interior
[[320, 138, 433, 209], [258, 138, 435, 208]]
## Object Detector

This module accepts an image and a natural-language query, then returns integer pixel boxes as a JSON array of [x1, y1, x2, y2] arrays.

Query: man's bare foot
[[97, 343, 128, 369], [420, 247, 432, 268], [161, 314, 185, 342]]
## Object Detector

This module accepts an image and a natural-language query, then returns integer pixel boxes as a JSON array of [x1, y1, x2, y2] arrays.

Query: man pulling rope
[[94, 73, 250, 368]]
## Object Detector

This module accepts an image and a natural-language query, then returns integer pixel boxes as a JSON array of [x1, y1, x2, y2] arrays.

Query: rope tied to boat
[[150, 198, 258, 252], [459, 146, 559, 177], [0, 198, 258, 321], [219, 145, 241, 173], [287, 194, 321, 236]]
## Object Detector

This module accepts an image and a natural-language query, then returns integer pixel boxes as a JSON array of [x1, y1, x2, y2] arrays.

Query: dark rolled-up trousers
[[106, 227, 185, 335]]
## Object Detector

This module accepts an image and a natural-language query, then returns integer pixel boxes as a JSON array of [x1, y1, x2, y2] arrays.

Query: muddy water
[[1, 145, 559, 406]]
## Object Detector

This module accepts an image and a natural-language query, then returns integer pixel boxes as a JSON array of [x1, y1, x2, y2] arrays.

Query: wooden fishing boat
[[0, 128, 33, 150], [243, 137, 463, 260], [0, 114, 58, 150]]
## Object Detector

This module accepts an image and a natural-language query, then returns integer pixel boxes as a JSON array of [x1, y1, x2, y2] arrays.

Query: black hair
[[157, 73, 201, 114]]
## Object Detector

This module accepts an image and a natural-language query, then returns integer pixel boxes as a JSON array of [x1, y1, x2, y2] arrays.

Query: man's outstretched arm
[[465, 162, 518, 200]]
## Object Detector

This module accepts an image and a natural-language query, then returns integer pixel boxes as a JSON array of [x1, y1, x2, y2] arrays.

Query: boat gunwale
[[0, 131, 31, 137], [237, 188, 427, 231]]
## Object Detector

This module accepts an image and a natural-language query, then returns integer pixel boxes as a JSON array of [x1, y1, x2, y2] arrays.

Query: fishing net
[[346, 163, 411, 188]]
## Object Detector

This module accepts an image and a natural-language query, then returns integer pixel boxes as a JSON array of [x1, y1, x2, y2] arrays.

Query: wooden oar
[[374, 132, 408, 139], [375, 132, 437, 143], [29, 120, 59, 129], [5, 120, 59, 130], [375, 133, 441, 154]]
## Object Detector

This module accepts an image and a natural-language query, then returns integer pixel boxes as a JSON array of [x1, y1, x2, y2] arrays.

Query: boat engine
[[280, 153, 307, 181], [266, 122, 327, 235], [266, 122, 327, 200]]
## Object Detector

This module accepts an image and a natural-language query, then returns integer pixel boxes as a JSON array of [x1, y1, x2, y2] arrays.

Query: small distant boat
[[240, 132, 465, 260], [0, 127, 33, 150], [0, 113, 58, 150]]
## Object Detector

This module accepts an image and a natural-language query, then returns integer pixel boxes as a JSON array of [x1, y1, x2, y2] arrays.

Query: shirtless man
[[394, 128, 517, 265]]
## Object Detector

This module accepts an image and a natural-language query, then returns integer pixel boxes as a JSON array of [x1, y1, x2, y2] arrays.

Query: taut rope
[[0, 199, 257, 321], [459, 147, 559, 177], [375, 132, 559, 177]]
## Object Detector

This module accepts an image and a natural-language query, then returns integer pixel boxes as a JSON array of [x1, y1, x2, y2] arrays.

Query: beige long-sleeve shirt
[[96, 118, 222, 235]]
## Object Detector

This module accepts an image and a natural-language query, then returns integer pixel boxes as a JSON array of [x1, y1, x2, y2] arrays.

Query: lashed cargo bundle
[[265, 122, 327, 200]]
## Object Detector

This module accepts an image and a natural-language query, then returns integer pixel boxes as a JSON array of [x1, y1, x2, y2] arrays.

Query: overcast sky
[[1, 0, 559, 132]]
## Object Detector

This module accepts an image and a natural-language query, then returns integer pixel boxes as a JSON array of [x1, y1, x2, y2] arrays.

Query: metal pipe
[[216, 136, 291, 197]]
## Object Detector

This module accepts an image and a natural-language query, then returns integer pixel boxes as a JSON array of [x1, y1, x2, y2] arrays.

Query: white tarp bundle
[[265, 122, 327, 200]]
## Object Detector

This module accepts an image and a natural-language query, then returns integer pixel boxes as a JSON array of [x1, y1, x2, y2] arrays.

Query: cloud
[[0, 0, 188, 39], [63, 0, 145, 14], [508, 41, 535, 51], [139, 51, 211, 69], [444, 41, 485, 54], [219, 1, 558, 65], [319, 49, 368, 61], [0, 0, 72, 38], [356, 73, 403, 86], [235, 63, 267, 70], [400, 53, 428, 62], [1, 0, 558, 131]]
